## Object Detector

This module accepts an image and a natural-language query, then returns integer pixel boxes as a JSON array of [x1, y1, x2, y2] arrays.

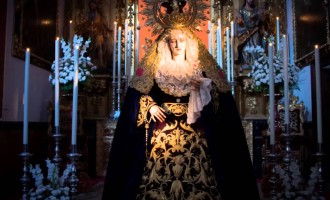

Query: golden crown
[[140, 0, 209, 35]]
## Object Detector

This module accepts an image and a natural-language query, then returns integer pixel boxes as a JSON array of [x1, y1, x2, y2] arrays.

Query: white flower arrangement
[[274, 160, 326, 200], [245, 45, 300, 93], [48, 35, 97, 92], [26, 159, 72, 200]]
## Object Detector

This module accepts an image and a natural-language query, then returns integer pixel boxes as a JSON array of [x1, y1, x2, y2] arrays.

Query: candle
[[127, 27, 132, 79], [124, 19, 128, 76], [135, 20, 140, 70], [55, 37, 60, 127], [208, 21, 212, 54], [23, 48, 30, 145], [268, 43, 275, 145], [71, 46, 79, 145], [276, 17, 280, 55], [117, 26, 122, 111], [283, 35, 289, 125], [230, 21, 235, 94], [217, 18, 222, 68], [113, 22, 117, 84], [69, 20, 73, 44], [226, 27, 230, 82], [315, 45, 323, 144]]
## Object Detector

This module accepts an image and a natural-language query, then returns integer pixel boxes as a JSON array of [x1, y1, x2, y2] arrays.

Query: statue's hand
[[149, 105, 166, 122]]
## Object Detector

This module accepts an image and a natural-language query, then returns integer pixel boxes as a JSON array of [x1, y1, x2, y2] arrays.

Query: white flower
[[28, 159, 71, 199], [245, 45, 300, 93], [49, 35, 97, 92]]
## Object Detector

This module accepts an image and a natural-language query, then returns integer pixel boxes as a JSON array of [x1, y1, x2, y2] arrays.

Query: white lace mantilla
[[155, 60, 201, 97]]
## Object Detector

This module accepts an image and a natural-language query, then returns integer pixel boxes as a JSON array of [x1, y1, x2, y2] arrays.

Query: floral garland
[[48, 35, 97, 92], [245, 45, 300, 94]]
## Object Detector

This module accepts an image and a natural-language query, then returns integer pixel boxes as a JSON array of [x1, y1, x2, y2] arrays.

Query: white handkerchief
[[187, 78, 212, 124]]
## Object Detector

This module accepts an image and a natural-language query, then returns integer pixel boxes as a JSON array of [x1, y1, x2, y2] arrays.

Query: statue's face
[[168, 29, 187, 57], [246, 0, 255, 7]]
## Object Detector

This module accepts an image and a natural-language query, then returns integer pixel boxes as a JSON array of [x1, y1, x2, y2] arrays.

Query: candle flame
[[26, 48, 30, 52], [315, 45, 319, 49]]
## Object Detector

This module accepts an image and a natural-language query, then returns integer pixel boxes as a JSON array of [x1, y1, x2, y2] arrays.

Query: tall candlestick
[[315, 45, 323, 144], [113, 22, 117, 83], [71, 46, 79, 145], [283, 35, 289, 124], [135, 21, 140, 70], [55, 38, 60, 127], [226, 27, 230, 82], [268, 43, 275, 145], [117, 26, 122, 111], [23, 48, 30, 145], [208, 21, 212, 54], [276, 17, 280, 55]]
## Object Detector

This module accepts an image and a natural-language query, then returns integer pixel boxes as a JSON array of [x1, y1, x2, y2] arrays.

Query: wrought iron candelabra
[[20, 144, 32, 200]]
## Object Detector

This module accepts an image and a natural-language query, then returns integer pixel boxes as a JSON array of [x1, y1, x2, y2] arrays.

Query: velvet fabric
[[102, 83, 260, 200]]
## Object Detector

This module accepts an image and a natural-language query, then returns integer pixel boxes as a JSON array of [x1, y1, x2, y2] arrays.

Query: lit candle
[[127, 27, 132, 79], [217, 18, 222, 68], [55, 37, 60, 127], [113, 22, 117, 84], [117, 26, 122, 111], [283, 35, 289, 125], [23, 48, 30, 145], [208, 21, 212, 54], [124, 19, 128, 76], [276, 17, 280, 55], [230, 21, 235, 94], [315, 45, 323, 144], [268, 43, 275, 145], [69, 20, 73, 44], [226, 27, 230, 82], [71, 46, 79, 145], [135, 20, 140, 69]]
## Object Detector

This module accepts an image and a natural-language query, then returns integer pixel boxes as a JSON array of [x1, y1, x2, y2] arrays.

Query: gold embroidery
[[137, 119, 221, 200], [137, 95, 156, 127], [162, 103, 188, 116]]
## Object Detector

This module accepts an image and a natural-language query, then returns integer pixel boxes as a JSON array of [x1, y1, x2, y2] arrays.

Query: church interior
[[1, 0, 330, 199]]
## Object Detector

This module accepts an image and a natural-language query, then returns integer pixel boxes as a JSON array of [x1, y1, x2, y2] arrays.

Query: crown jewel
[[141, 0, 209, 35]]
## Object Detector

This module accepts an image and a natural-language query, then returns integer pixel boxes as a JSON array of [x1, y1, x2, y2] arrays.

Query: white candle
[[71, 46, 79, 145], [283, 35, 289, 125], [23, 48, 30, 145], [217, 18, 222, 68], [55, 37, 60, 127], [268, 43, 275, 145], [117, 26, 122, 110], [208, 21, 212, 54], [113, 22, 117, 84], [230, 21, 235, 95], [315, 45, 323, 143], [69, 20, 73, 44], [124, 19, 128, 76], [226, 27, 230, 82], [127, 27, 132, 79], [135, 20, 140, 70], [276, 17, 280, 55]]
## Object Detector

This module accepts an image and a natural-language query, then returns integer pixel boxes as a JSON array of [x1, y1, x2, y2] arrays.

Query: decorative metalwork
[[67, 145, 81, 199], [52, 126, 62, 167], [20, 145, 32, 200]]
